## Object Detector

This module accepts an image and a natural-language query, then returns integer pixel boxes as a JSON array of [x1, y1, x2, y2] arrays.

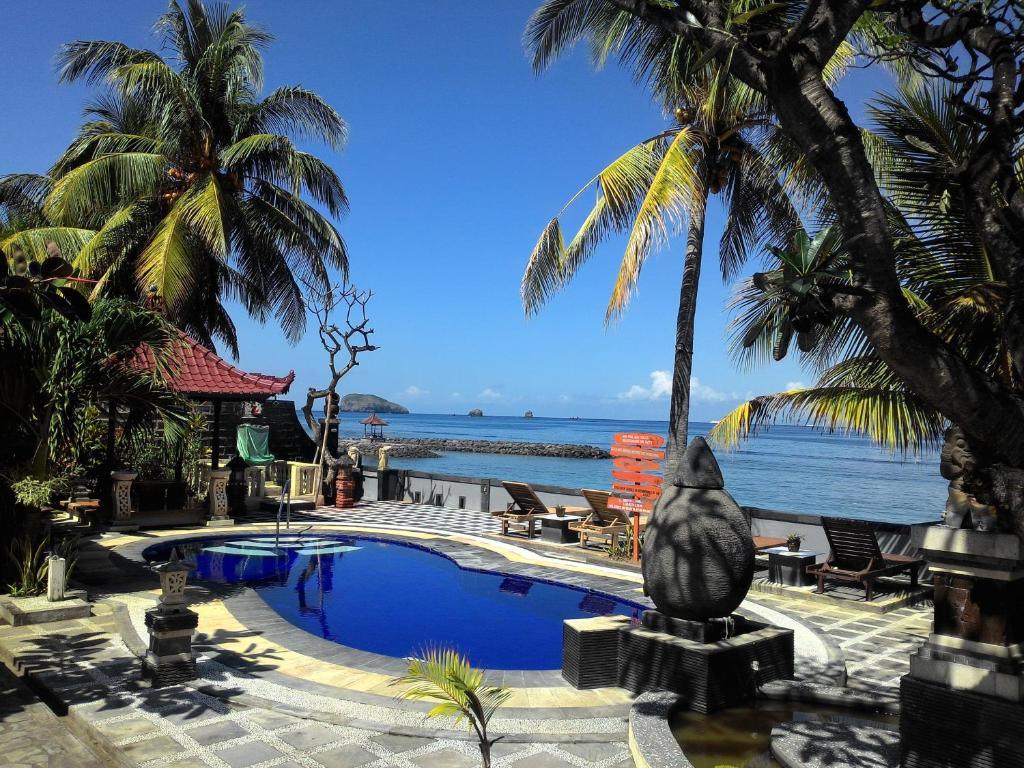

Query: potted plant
[[786, 533, 802, 552]]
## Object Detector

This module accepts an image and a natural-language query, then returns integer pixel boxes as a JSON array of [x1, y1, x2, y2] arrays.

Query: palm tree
[[710, 84, 1002, 455], [34, 0, 348, 355], [393, 648, 510, 768], [522, 2, 842, 480]]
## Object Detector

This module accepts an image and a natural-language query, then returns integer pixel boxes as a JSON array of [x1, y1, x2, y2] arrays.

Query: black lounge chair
[[807, 517, 925, 601]]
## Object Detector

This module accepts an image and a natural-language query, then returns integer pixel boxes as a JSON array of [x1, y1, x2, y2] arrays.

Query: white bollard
[[47, 555, 66, 602]]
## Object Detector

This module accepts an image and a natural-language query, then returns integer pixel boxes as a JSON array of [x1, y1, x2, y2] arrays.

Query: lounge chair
[[571, 489, 634, 549], [496, 481, 559, 538], [806, 517, 925, 601]]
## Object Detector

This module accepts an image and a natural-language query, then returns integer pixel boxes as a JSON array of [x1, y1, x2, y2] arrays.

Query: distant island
[[340, 393, 409, 414], [524, 410, 534, 418], [468, 408, 483, 417]]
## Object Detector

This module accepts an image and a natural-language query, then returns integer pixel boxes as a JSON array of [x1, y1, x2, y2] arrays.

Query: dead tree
[[298, 279, 378, 501]]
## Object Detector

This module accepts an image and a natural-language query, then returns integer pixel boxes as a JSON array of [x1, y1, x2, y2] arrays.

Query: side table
[[538, 514, 584, 543], [765, 547, 818, 587]]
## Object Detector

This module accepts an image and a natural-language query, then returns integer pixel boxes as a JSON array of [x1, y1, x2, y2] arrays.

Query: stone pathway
[[750, 591, 932, 690], [0, 664, 107, 768]]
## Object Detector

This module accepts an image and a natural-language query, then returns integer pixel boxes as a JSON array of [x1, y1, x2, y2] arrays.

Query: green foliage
[[607, 523, 643, 561], [10, 476, 71, 509], [393, 648, 510, 767], [5, 533, 77, 597], [0, 297, 186, 477], [1, 0, 349, 354], [711, 83, 1005, 455]]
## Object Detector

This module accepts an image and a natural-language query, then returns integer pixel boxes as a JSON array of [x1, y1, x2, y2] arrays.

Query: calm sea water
[[338, 413, 944, 525]]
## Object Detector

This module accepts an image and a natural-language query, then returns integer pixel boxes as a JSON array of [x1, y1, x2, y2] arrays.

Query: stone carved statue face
[[940, 426, 978, 484], [347, 446, 360, 463]]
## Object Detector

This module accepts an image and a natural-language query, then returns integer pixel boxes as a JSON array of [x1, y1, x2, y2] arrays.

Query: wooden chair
[[807, 517, 925, 601], [571, 489, 632, 549], [495, 481, 551, 538]]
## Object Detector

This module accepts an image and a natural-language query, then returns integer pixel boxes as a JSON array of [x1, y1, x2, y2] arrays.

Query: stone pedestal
[[901, 527, 1024, 768], [206, 469, 234, 527], [617, 609, 794, 713], [108, 472, 138, 532], [142, 606, 199, 687], [562, 615, 631, 689]]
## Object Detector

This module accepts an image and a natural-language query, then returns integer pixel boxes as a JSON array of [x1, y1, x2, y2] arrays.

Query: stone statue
[[378, 445, 391, 472], [641, 438, 754, 621], [940, 426, 998, 531], [347, 445, 362, 469]]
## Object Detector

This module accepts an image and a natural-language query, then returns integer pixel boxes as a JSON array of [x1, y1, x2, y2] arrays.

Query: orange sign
[[608, 496, 654, 514], [608, 432, 665, 561], [610, 444, 666, 460]]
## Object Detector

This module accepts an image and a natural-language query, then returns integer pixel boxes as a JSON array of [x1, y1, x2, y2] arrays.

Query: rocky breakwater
[[347, 437, 609, 459]]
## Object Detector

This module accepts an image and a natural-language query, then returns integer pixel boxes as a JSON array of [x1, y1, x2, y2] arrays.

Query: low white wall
[[362, 467, 936, 558]]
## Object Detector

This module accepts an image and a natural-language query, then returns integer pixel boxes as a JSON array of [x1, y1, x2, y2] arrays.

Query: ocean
[[338, 413, 944, 525]]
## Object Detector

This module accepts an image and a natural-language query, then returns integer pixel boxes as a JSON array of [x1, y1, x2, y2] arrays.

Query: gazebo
[[125, 331, 295, 523], [360, 413, 388, 441]]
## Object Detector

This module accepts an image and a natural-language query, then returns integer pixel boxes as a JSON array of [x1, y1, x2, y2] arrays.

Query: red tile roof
[[360, 414, 389, 426], [135, 331, 294, 399]]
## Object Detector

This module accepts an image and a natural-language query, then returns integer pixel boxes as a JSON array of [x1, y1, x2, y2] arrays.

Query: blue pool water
[[144, 535, 644, 669]]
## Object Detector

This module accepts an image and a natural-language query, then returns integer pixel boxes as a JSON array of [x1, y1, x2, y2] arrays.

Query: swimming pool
[[143, 534, 645, 670]]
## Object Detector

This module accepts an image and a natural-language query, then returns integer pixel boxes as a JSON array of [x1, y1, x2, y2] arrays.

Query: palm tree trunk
[[664, 190, 708, 485]]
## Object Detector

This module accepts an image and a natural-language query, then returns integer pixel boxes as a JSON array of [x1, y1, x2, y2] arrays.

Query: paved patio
[[0, 500, 933, 767]]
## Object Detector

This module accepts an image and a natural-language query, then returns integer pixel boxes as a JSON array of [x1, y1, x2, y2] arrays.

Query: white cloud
[[479, 387, 503, 401], [450, 392, 462, 399], [785, 381, 808, 391], [691, 376, 729, 403], [618, 370, 672, 401], [558, 394, 572, 402], [402, 385, 428, 398], [618, 370, 731, 403]]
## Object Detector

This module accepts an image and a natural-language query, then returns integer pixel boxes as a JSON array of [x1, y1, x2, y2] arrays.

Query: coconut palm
[[522, 2, 847, 480], [710, 84, 1004, 455], [36, 0, 348, 355], [393, 648, 510, 768]]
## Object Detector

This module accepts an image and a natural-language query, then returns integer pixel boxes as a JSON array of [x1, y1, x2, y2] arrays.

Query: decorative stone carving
[[206, 469, 233, 527], [347, 445, 362, 467], [110, 471, 137, 521], [378, 445, 391, 472], [940, 426, 1000, 532], [641, 438, 754, 620]]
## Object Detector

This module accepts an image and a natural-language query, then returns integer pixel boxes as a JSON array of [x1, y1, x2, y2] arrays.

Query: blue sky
[[2, 1, 888, 420]]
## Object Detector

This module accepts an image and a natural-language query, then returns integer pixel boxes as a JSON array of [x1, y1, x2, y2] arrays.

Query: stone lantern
[[143, 551, 199, 687]]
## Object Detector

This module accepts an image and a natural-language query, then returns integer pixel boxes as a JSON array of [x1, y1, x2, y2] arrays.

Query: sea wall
[[343, 436, 610, 459], [359, 467, 935, 556]]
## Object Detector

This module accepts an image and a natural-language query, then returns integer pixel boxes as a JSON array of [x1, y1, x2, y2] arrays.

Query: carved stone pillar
[[206, 469, 233, 527], [109, 471, 138, 532]]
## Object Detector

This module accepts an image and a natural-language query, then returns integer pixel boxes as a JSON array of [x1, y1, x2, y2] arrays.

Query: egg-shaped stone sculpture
[[641, 437, 754, 620]]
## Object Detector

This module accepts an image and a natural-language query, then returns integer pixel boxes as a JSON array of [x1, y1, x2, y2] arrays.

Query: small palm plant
[[393, 648, 510, 768]]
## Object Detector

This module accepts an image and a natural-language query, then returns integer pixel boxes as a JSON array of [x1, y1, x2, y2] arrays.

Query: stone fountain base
[[617, 610, 794, 714]]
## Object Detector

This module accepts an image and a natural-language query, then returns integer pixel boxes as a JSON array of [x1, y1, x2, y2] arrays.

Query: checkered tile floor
[[751, 592, 932, 690], [243, 500, 501, 537]]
